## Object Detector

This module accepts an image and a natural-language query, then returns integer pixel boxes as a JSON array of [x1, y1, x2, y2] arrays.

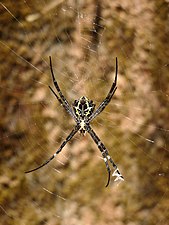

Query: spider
[[25, 56, 124, 187]]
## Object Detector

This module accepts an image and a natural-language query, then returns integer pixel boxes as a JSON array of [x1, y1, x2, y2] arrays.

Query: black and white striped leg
[[87, 125, 124, 187], [49, 56, 71, 109], [89, 57, 118, 122], [25, 125, 80, 173], [102, 147, 124, 183], [49, 86, 76, 120], [101, 149, 111, 187], [49, 56, 77, 121]]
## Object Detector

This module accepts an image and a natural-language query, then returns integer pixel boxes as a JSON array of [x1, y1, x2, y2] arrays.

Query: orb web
[[0, 1, 169, 225]]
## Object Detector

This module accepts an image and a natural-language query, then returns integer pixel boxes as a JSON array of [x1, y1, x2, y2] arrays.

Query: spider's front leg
[[49, 56, 77, 122], [89, 57, 118, 122], [87, 125, 124, 187]]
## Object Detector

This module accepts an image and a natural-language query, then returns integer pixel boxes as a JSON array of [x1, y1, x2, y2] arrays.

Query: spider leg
[[87, 125, 124, 187], [89, 57, 118, 122], [49, 56, 72, 110], [49, 56, 77, 121], [106, 169, 111, 188], [49, 86, 77, 120], [25, 125, 80, 173]]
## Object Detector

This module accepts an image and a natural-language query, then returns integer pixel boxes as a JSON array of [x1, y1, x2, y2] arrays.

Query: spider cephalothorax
[[25, 56, 124, 187]]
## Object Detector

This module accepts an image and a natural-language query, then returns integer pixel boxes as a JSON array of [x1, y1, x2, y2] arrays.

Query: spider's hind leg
[[87, 125, 124, 186], [102, 152, 111, 187], [98, 141, 124, 184], [106, 154, 124, 182]]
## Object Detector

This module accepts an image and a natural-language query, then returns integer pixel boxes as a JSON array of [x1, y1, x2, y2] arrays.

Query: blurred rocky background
[[0, 0, 169, 225]]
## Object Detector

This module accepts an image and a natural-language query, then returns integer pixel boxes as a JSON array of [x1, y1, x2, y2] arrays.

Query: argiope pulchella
[[25, 56, 124, 187]]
